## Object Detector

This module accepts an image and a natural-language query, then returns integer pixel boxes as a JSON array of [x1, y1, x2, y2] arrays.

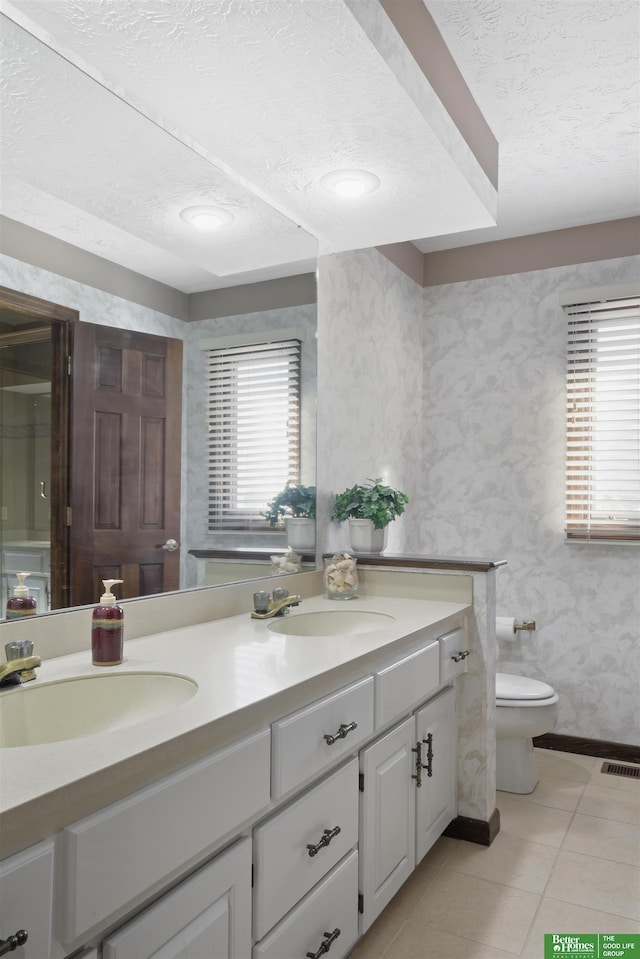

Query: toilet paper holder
[[514, 620, 536, 632]]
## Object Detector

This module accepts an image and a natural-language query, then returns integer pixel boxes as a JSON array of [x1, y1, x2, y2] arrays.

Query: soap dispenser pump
[[6, 572, 37, 619], [92, 579, 124, 666]]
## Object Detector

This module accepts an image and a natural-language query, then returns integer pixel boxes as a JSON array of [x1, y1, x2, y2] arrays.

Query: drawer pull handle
[[306, 927, 341, 958], [451, 650, 470, 663], [324, 721, 357, 745], [0, 930, 28, 956], [307, 825, 341, 857]]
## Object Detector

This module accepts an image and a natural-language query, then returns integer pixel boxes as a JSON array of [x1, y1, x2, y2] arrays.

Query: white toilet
[[495, 672, 559, 793]]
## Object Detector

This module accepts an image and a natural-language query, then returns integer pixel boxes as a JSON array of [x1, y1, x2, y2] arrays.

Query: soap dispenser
[[6, 572, 37, 620], [92, 579, 124, 666]]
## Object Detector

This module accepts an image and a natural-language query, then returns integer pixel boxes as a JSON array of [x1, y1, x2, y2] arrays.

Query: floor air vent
[[601, 761, 640, 779]]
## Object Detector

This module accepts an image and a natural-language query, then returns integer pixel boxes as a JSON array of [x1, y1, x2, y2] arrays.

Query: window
[[565, 295, 640, 542], [207, 338, 301, 530]]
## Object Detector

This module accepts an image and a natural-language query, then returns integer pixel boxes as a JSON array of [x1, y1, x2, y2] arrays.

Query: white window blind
[[565, 295, 640, 542], [207, 339, 301, 530]]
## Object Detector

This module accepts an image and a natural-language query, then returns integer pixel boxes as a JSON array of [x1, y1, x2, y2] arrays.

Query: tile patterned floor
[[348, 749, 640, 958]]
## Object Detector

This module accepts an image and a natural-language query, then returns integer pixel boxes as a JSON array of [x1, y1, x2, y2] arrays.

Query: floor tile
[[563, 812, 640, 867], [545, 849, 640, 921], [380, 919, 519, 958], [497, 793, 573, 847], [590, 761, 640, 793], [348, 910, 405, 959], [502, 774, 585, 811], [406, 868, 540, 954], [420, 835, 460, 871], [534, 749, 597, 783], [577, 783, 640, 825], [521, 897, 640, 959], [447, 832, 558, 894], [379, 863, 440, 924]]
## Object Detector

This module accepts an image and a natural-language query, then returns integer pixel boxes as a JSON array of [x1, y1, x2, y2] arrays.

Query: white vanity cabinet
[[0, 599, 470, 959], [102, 838, 251, 959], [359, 686, 457, 933], [0, 838, 54, 959]]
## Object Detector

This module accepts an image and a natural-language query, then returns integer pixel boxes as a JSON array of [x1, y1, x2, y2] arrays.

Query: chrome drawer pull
[[0, 930, 28, 956], [451, 650, 470, 663], [324, 721, 357, 745], [306, 927, 341, 958], [307, 825, 341, 857]]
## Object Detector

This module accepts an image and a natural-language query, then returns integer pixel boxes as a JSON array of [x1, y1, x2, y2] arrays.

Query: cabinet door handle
[[306, 927, 341, 958], [307, 825, 341, 857], [411, 743, 423, 788], [451, 650, 470, 663], [422, 732, 434, 777], [324, 721, 357, 745], [0, 930, 28, 956]]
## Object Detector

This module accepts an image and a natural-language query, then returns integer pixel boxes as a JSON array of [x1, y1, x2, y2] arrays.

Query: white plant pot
[[284, 516, 316, 551], [348, 518, 387, 554]]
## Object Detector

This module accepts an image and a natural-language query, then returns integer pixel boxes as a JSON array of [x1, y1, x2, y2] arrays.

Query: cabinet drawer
[[62, 728, 270, 942], [254, 759, 358, 939], [439, 628, 470, 682], [375, 640, 439, 728], [253, 849, 358, 959], [272, 676, 373, 798], [0, 839, 54, 959]]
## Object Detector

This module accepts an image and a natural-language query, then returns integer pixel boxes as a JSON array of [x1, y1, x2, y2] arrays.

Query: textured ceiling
[[0, 0, 638, 292], [422, 0, 640, 251]]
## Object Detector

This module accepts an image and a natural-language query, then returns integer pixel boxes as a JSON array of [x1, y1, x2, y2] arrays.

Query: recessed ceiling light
[[320, 169, 380, 198], [180, 206, 234, 230]]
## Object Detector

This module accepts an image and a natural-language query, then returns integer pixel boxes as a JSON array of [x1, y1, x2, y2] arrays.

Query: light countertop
[[0, 593, 469, 858]]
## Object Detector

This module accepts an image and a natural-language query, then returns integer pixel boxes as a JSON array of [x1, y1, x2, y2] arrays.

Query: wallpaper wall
[[421, 254, 640, 746], [316, 247, 639, 746], [316, 248, 423, 557]]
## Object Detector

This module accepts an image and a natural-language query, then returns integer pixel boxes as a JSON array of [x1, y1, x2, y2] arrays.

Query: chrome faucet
[[251, 590, 301, 619], [0, 641, 41, 688]]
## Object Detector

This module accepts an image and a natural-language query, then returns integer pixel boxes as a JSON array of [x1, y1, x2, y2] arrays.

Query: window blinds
[[565, 295, 640, 542], [207, 339, 301, 530]]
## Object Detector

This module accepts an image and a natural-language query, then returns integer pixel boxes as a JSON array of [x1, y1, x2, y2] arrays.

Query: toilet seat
[[496, 672, 558, 708]]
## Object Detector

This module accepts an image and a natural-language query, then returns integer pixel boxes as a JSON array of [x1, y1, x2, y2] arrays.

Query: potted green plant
[[263, 483, 316, 550], [331, 477, 408, 553]]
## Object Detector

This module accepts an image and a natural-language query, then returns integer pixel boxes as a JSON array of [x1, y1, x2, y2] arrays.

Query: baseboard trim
[[443, 807, 500, 846], [533, 732, 640, 765]]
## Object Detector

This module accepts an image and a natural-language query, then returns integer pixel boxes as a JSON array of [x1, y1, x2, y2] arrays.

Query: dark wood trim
[[0, 285, 78, 324], [443, 807, 500, 846], [323, 553, 507, 573], [534, 732, 640, 765]]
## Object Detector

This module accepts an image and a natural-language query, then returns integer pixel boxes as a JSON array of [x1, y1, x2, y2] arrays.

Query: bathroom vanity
[[0, 572, 484, 959]]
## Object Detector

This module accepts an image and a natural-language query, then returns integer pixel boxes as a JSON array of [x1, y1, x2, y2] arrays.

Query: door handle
[[161, 539, 180, 552]]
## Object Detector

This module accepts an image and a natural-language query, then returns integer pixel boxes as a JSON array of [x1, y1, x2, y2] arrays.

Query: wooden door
[[70, 323, 182, 607]]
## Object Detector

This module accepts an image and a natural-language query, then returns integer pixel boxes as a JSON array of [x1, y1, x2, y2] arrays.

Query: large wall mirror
[[0, 281, 317, 618]]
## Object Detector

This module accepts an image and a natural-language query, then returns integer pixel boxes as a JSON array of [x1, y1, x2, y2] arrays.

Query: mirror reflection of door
[[1, 287, 183, 613], [70, 323, 182, 606], [0, 286, 73, 613]]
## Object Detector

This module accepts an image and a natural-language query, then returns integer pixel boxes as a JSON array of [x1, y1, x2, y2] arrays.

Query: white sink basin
[[268, 609, 395, 637], [0, 671, 198, 748]]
